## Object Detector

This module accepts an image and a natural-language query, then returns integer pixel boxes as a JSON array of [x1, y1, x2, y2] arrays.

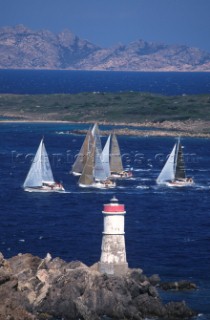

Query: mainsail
[[78, 142, 95, 186], [174, 139, 186, 180], [23, 139, 55, 188], [110, 133, 123, 173]]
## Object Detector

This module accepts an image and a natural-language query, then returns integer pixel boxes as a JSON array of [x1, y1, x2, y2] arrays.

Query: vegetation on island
[[0, 92, 210, 124]]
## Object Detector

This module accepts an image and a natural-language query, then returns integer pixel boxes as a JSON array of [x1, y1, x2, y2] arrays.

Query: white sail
[[101, 134, 111, 178], [41, 142, 55, 183], [23, 139, 55, 188], [94, 146, 107, 181], [156, 144, 176, 184], [91, 123, 102, 154]]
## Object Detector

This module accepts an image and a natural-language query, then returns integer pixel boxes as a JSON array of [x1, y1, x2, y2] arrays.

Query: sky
[[0, 0, 210, 52]]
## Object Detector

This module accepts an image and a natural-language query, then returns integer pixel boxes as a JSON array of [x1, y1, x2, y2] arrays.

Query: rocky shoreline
[[70, 128, 210, 138], [51, 119, 210, 138], [2, 119, 210, 138], [0, 252, 197, 320]]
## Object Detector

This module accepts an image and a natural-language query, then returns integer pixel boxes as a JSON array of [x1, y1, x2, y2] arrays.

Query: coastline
[[0, 252, 197, 320], [1, 118, 210, 138]]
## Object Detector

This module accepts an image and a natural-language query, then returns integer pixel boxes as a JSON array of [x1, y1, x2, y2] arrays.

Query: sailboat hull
[[24, 188, 64, 193], [71, 171, 82, 176], [110, 171, 133, 179], [24, 183, 65, 192], [165, 178, 194, 187], [79, 180, 116, 189]]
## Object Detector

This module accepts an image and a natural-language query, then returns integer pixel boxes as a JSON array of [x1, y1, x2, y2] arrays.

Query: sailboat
[[109, 133, 132, 178], [71, 123, 100, 176], [71, 127, 93, 176], [156, 138, 194, 187], [23, 139, 65, 192], [78, 141, 116, 189]]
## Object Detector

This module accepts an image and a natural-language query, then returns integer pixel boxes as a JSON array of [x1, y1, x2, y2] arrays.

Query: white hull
[[24, 188, 64, 193], [24, 184, 65, 192], [79, 181, 116, 189], [163, 178, 194, 187], [72, 172, 82, 176], [110, 171, 133, 179]]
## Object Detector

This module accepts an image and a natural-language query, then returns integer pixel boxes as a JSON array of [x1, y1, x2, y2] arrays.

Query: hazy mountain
[[0, 25, 210, 71]]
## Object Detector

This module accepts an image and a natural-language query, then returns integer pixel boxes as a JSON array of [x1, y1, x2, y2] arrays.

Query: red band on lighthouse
[[103, 204, 125, 212]]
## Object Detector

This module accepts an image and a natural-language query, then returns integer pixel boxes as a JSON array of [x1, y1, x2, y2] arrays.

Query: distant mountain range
[[0, 25, 210, 71]]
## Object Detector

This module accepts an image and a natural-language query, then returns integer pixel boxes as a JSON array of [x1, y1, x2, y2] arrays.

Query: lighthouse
[[98, 196, 128, 275]]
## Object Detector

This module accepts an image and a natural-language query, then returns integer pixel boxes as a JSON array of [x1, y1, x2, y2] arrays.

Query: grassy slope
[[0, 92, 210, 123]]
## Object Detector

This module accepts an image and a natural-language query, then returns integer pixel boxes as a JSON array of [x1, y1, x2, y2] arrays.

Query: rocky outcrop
[[0, 252, 197, 320], [160, 280, 197, 291], [0, 25, 210, 71], [69, 125, 210, 139]]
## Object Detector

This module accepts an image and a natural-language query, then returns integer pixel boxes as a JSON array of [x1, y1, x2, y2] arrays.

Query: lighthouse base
[[98, 261, 128, 275], [99, 234, 128, 275]]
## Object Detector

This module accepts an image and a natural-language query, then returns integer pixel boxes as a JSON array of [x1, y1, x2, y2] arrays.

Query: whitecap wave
[[136, 185, 150, 189]]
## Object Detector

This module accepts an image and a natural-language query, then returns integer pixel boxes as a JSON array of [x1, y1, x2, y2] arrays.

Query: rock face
[[0, 25, 210, 71], [0, 252, 196, 320]]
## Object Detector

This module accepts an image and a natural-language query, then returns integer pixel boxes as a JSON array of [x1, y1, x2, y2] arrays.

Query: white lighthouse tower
[[98, 196, 128, 275]]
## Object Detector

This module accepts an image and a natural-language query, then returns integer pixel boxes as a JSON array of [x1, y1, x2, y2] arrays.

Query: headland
[[0, 92, 210, 138]]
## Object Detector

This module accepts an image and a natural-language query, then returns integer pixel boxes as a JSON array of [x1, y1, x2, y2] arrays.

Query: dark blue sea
[[0, 69, 210, 95], [0, 70, 210, 319]]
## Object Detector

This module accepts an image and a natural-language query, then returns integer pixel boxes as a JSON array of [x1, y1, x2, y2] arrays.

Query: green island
[[1, 92, 210, 137]]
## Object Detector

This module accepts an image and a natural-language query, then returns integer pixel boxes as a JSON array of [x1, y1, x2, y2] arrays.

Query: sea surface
[[0, 69, 210, 95], [0, 70, 210, 319]]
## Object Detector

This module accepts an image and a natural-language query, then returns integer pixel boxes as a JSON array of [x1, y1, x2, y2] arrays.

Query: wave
[[193, 185, 210, 190], [136, 185, 150, 189]]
